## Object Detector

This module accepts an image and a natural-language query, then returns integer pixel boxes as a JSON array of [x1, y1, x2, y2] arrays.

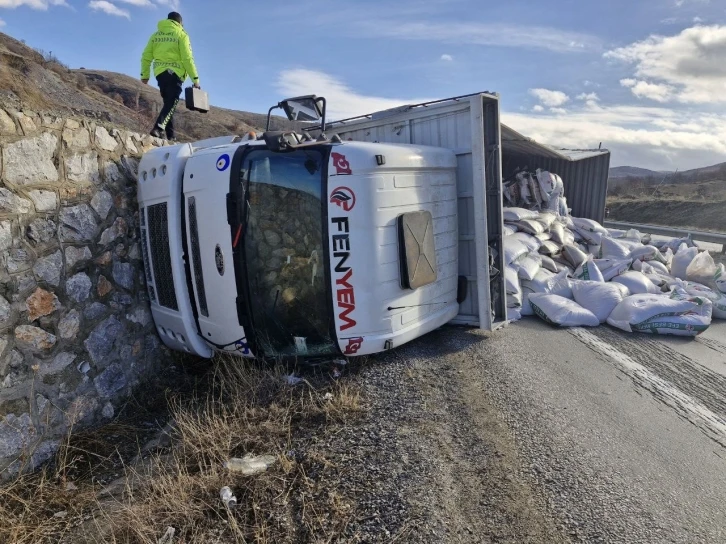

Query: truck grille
[[147, 203, 178, 310], [187, 197, 208, 317]]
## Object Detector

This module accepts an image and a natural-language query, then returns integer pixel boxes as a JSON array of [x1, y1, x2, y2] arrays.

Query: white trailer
[[137, 93, 507, 360]]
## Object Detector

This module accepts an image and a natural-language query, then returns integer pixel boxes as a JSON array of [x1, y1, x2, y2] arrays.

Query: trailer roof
[[315, 93, 609, 163]]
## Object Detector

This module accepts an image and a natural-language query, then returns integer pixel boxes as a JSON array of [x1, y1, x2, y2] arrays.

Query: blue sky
[[2, 0, 726, 170]]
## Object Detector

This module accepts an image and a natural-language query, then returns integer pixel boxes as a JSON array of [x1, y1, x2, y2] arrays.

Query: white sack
[[574, 256, 605, 282], [716, 264, 726, 294], [529, 294, 600, 328], [594, 258, 632, 282], [572, 217, 608, 235], [515, 219, 546, 236], [503, 224, 517, 236], [535, 212, 557, 230], [607, 294, 711, 336], [503, 237, 529, 264], [674, 280, 726, 320], [601, 237, 631, 259], [540, 255, 558, 273], [550, 222, 566, 245], [511, 232, 542, 252], [507, 293, 522, 308], [504, 207, 539, 222], [686, 251, 718, 288], [612, 271, 660, 295], [517, 252, 543, 281], [572, 281, 627, 323], [629, 245, 659, 262], [576, 228, 603, 246], [505, 266, 521, 295], [562, 244, 588, 269], [538, 241, 562, 257], [671, 245, 699, 280]]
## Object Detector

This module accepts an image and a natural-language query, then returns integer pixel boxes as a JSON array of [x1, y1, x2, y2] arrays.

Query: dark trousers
[[154, 70, 183, 139]]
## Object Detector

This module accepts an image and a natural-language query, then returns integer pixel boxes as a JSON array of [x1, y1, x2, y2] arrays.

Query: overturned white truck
[[137, 93, 609, 359]]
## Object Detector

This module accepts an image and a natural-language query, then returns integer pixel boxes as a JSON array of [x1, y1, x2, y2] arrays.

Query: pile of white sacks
[[503, 207, 726, 336]]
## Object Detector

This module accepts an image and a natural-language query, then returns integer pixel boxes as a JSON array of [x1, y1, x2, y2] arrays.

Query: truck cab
[[138, 106, 465, 359]]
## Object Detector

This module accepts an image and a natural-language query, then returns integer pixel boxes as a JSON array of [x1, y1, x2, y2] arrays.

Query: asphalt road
[[473, 318, 726, 543]]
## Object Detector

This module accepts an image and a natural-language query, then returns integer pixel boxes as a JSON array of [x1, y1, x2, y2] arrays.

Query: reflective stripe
[[158, 98, 179, 130]]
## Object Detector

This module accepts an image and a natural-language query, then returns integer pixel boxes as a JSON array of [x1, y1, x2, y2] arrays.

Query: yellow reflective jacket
[[141, 19, 199, 83]]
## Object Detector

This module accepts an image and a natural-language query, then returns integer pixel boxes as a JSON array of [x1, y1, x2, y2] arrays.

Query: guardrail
[[604, 220, 726, 253]]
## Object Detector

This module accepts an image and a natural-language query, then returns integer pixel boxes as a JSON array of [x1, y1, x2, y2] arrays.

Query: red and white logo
[[331, 152, 352, 175], [330, 186, 356, 212], [344, 337, 363, 355]]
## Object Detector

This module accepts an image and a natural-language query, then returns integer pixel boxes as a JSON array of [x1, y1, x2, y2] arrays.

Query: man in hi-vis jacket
[[140, 11, 200, 140]]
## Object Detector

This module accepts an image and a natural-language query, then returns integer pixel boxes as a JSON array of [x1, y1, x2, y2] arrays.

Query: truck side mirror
[[266, 95, 327, 134]]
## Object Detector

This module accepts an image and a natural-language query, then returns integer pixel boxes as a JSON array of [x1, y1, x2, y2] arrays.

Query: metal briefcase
[[185, 87, 210, 113]]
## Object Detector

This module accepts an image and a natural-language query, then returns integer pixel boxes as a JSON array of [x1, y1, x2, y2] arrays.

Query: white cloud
[[576, 92, 599, 101], [606, 25, 726, 104], [622, 80, 675, 102], [661, 17, 678, 24], [0, 16, 4, 25], [693, 16, 704, 23], [115, 0, 153, 6], [549, 107, 568, 114], [440, 54, 453, 61], [529, 88, 570, 107], [359, 21, 599, 53], [88, 0, 130, 18], [0, 0, 67, 8], [276, 69, 432, 120], [532, 105, 544, 113]]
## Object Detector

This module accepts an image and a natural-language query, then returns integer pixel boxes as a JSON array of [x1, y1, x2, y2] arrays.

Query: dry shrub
[[0, 357, 362, 543], [104, 357, 361, 543]]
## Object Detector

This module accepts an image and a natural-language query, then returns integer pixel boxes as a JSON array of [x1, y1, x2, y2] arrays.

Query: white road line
[[569, 328, 726, 448]]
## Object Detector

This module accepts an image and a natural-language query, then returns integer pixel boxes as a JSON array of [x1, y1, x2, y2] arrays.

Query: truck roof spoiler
[[191, 135, 244, 151]]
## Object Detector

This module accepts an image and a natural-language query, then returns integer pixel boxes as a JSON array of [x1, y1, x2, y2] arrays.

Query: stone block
[[41, 115, 64, 130], [126, 307, 151, 327], [0, 296, 10, 327], [0, 188, 33, 214], [95, 126, 119, 152], [58, 310, 80, 340], [14, 325, 56, 351], [65, 151, 100, 184], [28, 190, 58, 213], [100, 217, 128, 246], [0, 221, 12, 251], [2, 132, 59, 185], [101, 402, 114, 419], [14, 112, 37, 134], [95, 251, 112, 267], [66, 272, 91, 303], [112, 261, 135, 290], [59, 204, 99, 242], [0, 413, 34, 458], [26, 288, 61, 322], [97, 275, 113, 297], [84, 303, 107, 321], [84, 316, 122, 364], [0, 109, 16, 135], [32, 250, 63, 287], [62, 127, 90, 150], [7, 249, 32, 274], [124, 133, 138, 154], [90, 190, 113, 220], [65, 119, 81, 130], [103, 161, 123, 184], [27, 218, 57, 245], [94, 362, 126, 399], [40, 352, 76, 379], [65, 246, 91, 270]]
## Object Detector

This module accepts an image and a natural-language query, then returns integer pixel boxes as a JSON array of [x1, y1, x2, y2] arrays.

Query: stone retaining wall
[[0, 108, 169, 476]]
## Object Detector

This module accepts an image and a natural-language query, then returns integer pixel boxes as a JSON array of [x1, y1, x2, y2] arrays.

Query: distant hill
[[0, 31, 297, 141], [609, 166, 669, 179]]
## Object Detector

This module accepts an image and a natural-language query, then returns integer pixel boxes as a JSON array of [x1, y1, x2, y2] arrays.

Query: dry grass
[[0, 356, 363, 544]]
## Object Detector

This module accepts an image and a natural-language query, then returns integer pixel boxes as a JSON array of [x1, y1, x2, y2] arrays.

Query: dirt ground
[[607, 179, 726, 234]]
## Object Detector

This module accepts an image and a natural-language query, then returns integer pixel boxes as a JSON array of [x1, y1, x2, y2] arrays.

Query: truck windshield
[[240, 148, 335, 357]]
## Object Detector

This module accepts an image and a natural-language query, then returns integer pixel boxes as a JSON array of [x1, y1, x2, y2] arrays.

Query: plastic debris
[[284, 375, 304, 386], [158, 526, 176, 544], [225, 453, 277, 476], [220, 486, 237, 509]]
